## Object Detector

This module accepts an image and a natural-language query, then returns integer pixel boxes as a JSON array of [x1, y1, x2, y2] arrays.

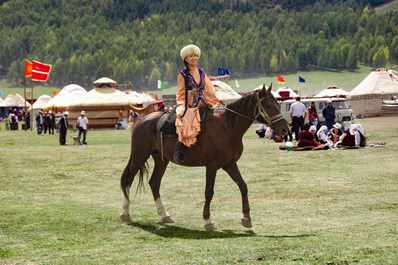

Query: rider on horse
[[174, 44, 220, 164]]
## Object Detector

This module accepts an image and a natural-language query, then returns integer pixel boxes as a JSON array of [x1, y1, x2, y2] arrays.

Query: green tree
[[372, 46, 389, 68], [269, 55, 279, 73], [346, 48, 358, 69], [148, 66, 161, 88]]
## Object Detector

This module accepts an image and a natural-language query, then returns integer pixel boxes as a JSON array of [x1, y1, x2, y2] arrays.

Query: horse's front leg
[[222, 162, 252, 228], [203, 165, 217, 231]]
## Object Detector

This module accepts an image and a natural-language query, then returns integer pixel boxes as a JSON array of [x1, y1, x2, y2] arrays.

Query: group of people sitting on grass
[[257, 121, 366, 150]]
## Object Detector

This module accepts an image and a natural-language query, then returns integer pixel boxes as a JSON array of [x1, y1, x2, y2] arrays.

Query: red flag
[[25, 60, 33, 77], [32, 60, 52, 82], [52, 90, 58, 96], [277, 75, 285, 84]]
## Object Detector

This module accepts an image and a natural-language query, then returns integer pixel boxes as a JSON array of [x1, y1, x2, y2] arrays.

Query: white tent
[[0, 97, 5, 107], [3, 93, 31, 108], [31, 95, 52, 110], [68, 78, 154, 127], [348, 69, 398, 117], [275, 87, 299, 99], [254, 85, 279, 98], [314, 86, 350, 98], [212, 80, 241, 102], [43, 84, 87, 112]]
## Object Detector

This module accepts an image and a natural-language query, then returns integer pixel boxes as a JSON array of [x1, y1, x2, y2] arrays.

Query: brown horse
[[120, 85, 289, 230]]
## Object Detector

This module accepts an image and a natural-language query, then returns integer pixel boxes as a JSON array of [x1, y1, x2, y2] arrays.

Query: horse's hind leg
[[222, 162, 252, 228], [149, 151, 174, 223], [120, 152, 151, 223]]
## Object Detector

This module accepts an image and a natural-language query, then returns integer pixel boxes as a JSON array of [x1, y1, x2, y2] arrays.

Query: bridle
[[225, 91, 285, 127]]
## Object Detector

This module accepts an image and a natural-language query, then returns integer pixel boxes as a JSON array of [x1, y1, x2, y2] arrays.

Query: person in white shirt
[[289, 97, 307, 141], [256, 123, 267, 138], [77, 111, 89, 145]]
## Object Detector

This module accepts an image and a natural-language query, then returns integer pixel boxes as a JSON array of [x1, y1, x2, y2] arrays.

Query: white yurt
[[348, 69, 398, 117], [67, 78, 153, 127], [3, 93, 31, 108], [275, 87, 299, 99], [314, 86, 350, 98], [43, 84, 87, 114], [254, 85, 279, 98], [212, 80, 241, 103]]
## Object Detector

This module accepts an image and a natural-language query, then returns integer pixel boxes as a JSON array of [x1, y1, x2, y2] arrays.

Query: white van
[[280, 98, 354, 125]]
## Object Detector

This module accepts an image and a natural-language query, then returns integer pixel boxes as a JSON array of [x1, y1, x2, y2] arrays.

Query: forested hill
[[1, 0, 397, 90]]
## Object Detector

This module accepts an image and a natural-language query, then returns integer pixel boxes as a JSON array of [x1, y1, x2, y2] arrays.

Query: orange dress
[[175, 67, 219, 147]]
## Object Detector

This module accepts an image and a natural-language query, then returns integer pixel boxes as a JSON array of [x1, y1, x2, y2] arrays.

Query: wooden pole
[[30, 79, 34, 131], [23, 74, 27, 131]]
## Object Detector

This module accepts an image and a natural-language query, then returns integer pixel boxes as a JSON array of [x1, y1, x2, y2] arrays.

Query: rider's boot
[[173, 140, 186, 164]]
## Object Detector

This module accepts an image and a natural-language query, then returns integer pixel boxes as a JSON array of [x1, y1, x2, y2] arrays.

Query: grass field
[[375, 0, 398, 13], [1, 115, 397, 264]]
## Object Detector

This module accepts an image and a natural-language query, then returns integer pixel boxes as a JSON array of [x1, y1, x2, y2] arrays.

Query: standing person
[[35, 111, 43, 134], [59, 112, 69, 145], [290, 97, 307, 141], [26, 111, 31, 130], [77, 111, 89, 145], [47, 110, 55, 135], [174, 44, 220, 164], [322, 99, 336, 130], [42, 112, 48, 134], [308, 102, 319, 128]]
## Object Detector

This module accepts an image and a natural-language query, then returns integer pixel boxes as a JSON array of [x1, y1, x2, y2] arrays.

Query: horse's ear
[[267, 83, 273, 93]]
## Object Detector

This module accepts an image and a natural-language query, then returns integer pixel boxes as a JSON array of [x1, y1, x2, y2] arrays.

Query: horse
[[120, 84, 289, 230]]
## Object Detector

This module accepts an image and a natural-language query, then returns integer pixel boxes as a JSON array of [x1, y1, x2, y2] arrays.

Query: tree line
[[0, 0, 397, 90]]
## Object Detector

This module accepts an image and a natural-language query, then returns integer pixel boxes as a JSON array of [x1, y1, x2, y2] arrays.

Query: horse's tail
[[120, 156, 149, 202]]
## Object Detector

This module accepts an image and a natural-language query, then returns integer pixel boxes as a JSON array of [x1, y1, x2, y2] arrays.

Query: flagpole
[[30, 79, 34, 131], [23, 74, 27, 131]]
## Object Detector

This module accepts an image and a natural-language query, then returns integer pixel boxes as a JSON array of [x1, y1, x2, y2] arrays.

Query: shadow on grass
[[129, 222, 315, 240]]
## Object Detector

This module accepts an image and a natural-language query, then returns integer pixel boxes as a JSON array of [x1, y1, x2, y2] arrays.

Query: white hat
[[333, 123, 342, 129], [80, 111, 86, 116], [49, 110, 52, 114], [327, 99, 332, 103], [310, 125, 317, 131], [180, 44, 201, 60], [64, 111, 69, 116]]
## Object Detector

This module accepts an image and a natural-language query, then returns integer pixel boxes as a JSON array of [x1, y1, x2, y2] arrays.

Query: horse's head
[[255, 84, 289, 136]]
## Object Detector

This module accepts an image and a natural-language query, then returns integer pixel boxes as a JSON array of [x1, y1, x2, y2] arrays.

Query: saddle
[[156, 106, 211, 137]]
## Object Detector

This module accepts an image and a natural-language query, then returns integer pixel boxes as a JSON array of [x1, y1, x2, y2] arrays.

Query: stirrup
[[173, 151, 186, 164]]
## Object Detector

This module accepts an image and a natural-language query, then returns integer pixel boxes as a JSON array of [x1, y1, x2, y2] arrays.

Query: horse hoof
[[162, 216, 175, 223], [204, 223, 216, 231], [120, 214, 133, 224], [241, 218, 252, 228]]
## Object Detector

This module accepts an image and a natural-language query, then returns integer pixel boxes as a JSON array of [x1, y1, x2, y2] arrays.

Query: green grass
[[1, 116, 397, 264], [375, 0, 398, 13]]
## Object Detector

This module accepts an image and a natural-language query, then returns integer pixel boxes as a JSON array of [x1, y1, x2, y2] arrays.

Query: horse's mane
[[225, 91, 257, 127]]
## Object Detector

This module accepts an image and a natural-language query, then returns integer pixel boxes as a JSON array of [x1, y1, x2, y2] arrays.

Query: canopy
[[31, 95, 52, 110], [314, 86, 350, 98], [3, 93, 31, 108], [349, 69, 398, 99], [43, 84, 87, 111], [212, 80, 242, 101], [124, 90, 155, 105], [0, 97, 5, 107]]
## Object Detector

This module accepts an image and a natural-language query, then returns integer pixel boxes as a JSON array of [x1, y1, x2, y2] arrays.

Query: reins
[[225, 91, 284, 127]]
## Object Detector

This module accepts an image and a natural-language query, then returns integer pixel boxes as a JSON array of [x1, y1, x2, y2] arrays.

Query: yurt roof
[[212, 80, 242, 101], [349, 69, 398, 99], [32, 95, 52, 110], [314, 86, 350, 98], [254, 85, 279, 98], [3, 93, 31, 107], [124, 90, 154, 104], [275, 87, 299, 98], [0, 97, 5, 107], [93, 77, 117, 88], [68, 87, 144, 109], [44, 84, 87, 109]]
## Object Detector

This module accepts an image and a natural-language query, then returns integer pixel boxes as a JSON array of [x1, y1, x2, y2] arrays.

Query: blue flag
[[0, 92, 3, 96], [218, 67, 230, 76], [299, 76, 305, 83]]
